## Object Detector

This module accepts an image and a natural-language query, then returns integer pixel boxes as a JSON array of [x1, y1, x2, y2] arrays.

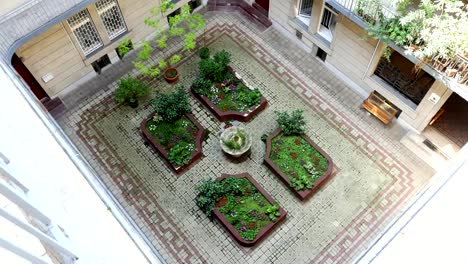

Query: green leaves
[[265, 203, 280, 221], [151, 86, 191, 123], [135, 3, 205, 77], [167, 142, 194, 166], [275, 110, 307, 135], [114, 75, 148, 105]]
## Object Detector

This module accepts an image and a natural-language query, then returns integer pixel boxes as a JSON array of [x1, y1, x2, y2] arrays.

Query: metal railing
[[327, 0, 468, 87]]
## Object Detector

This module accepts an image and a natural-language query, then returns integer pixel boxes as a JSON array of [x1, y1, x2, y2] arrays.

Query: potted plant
[[220, 126, 252, 157], [133, 1, 205, 83], [114, 75, 149, 108], [116, 38, 134, 60]]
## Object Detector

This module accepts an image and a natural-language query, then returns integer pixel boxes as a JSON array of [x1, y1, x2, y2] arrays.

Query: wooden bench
[[362, 91, 398, 125]]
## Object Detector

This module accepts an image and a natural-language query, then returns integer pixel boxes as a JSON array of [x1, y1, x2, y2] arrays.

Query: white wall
[[357, 145, 468, 264], [0, 63, 157, 263]]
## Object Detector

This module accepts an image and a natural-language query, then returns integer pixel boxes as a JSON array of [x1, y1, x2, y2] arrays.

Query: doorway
[[429, 93, 468, 148], [255, 0, 269, 14], [11, 53, 49, 101]]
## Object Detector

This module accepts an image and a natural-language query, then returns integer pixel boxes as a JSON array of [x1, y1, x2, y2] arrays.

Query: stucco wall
[[16, 0, 191, 97], [327, 16, 378, 93], [268, 1, 451, 132]]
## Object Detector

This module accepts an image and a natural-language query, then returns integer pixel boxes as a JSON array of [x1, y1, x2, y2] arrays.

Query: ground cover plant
[[270, 110, 329, 191], [192, 50, 263, 112], [196, 176, 280, 241], [145, 87, 198, 166]]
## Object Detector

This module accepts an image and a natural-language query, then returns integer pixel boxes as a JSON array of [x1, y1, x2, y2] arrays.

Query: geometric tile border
[[65, 16, 429, 263]]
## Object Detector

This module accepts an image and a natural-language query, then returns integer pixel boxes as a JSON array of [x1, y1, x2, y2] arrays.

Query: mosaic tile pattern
[[58, 12, 434, 264]]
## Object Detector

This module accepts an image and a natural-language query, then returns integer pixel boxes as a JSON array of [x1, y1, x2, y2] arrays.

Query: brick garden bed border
[[213, 172, 287, 247], [140, 112, 205, 174], [191, 67, 268, 122], [264, 128, 334, 200]]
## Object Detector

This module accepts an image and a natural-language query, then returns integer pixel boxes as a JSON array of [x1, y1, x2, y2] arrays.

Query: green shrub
[[199, 47, 210, 59], [237, 88, 261, 108], [275, 110, 306, 135], [168, 142, 194, 166], [196, 177, 243, 217], [213, 50, 231, 73], [151, 86, 191, 123], [116, 38, 133, 58], [265, 203, 280, 221], [192, 77, 212, 97], [114, 76, 148, 105], [261, 133, 268, 143], [198, 50, 231, 82], [290, 173, 313, 191]]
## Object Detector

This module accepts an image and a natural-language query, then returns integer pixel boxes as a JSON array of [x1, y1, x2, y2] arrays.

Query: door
[[255, 0, 269, 13], [11, 53, 49, 100]]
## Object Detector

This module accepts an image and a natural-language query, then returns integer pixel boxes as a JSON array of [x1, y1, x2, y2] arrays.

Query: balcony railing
[[327, 0, 468, 88], [0, 0, 95, 61]]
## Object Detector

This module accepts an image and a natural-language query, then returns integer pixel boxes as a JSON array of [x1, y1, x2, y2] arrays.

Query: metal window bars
[[299, 0, 313, 17], [95, 0, 127, 40], [67, 9, 104, 55]]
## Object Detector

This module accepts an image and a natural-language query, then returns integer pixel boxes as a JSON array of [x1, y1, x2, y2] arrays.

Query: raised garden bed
[[191, 67, 268, 122], [213, 173, 287, 247], [264, 128, 334, 200], [140, 112, 204, 174]]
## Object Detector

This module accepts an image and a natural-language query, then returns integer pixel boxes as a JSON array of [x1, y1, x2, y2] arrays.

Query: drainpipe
[[363, 39, 381, 80]]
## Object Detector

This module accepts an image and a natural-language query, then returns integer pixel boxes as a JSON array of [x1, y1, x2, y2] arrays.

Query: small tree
[[134, 0, 205, 77]]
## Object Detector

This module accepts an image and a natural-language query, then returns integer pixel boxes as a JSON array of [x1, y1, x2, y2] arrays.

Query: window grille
[[95, 0, 127, 40], [67, 10, 103, 55], [299, 0, 313, 17]]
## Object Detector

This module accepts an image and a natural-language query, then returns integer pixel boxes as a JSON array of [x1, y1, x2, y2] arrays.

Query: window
[[318, 4, 338, 42], [298, 0, 313, 17], [67, 10, 103, 55], [91, 54, 111, 74], [374, 50, 435, 105], [95, 0, 127, 40]]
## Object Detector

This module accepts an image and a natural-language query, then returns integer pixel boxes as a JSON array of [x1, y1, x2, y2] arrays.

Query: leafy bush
[[275, 110, 306, 135], [199, 47, 210, 59], [199, 50, 231, 82], [192, 77, 212, 97], [196, 177, 243, 217], [168, 142, 194, 166], [213, 50, 231, 72], [151, 86, 191, 123], [265, 203, 280, 221], [114, 76, 148, 105], [116, 38, 133, 58], [237, 88, 261, 108], [290, 173, 313, 191], [261, 133, 268, 143]]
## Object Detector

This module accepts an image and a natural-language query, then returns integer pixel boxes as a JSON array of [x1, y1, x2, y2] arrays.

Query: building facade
[[268, 0, 466, 136]]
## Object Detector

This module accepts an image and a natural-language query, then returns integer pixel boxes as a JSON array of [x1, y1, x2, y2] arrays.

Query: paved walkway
[[57, 11, 434, 264]]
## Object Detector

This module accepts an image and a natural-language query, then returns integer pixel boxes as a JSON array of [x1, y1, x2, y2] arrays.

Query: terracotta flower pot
[[163, 67, 179, 83]]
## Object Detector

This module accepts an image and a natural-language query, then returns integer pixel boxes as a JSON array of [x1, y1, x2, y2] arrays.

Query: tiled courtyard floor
[[57, 11, 434, 264]]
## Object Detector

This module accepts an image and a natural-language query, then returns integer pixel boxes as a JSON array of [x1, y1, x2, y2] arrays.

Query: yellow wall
[[16, 0, 191, 97]]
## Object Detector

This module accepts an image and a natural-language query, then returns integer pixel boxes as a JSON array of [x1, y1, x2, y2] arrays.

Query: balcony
[[326, 0, 468, 91]]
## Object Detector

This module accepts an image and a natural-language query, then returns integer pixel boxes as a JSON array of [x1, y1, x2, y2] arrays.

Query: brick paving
[[57, 11, 434, 264]]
